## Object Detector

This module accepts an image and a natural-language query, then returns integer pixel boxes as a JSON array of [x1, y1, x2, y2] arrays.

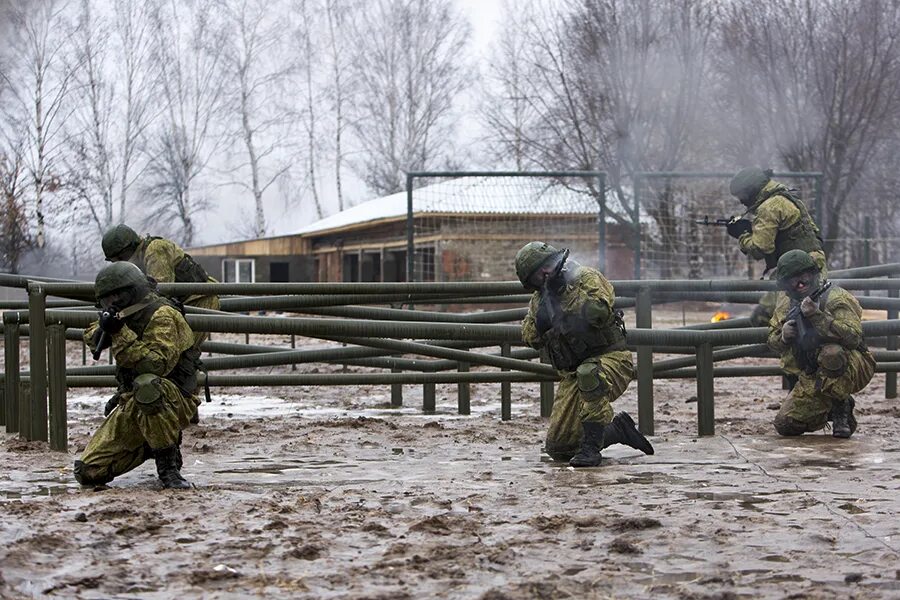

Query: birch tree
[[348, 0, 470, 196], [143, 0, 227, 246]]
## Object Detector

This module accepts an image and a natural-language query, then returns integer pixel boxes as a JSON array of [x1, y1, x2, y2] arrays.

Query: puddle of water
[[1, 484, 73, 500]]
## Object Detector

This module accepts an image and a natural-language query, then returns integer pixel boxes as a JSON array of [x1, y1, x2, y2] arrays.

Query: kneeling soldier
[[75, 262, 200, 489], [767, 250, 875, 438], [517, 242, 654, 467]]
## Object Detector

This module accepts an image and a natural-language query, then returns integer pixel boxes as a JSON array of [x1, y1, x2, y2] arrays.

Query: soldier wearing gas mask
[[767, 250, 874, 438], [516, 242, 654, 467], [76, 262, 200, 489]]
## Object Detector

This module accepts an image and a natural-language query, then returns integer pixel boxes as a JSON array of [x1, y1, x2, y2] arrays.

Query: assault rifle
[[91, 308, 118, 361], [786, 280, 833, 374], [694, 216, 731, 227]]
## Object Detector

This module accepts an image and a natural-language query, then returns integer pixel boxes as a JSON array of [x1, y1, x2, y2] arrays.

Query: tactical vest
[[115, 295, 200, 397], [133, 237, 210, 300], [539, 293, 627, 371], [761, 189, 823, 267]]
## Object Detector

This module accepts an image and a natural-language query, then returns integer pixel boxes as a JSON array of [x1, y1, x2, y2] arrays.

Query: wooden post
[[500, 342, 511, 421], [391, 367, 403, 407], [887, 275, 898, 399], [423, 382, 436, 414], [457, 362, 470, 415], [636, 287, 654, 435], [27, 283, 48, 442], [696, 341, 715, 436], [47, 323, 68, 451]]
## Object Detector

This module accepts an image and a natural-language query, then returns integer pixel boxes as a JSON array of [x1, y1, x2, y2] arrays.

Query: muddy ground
[[1, 306, 899, 599]]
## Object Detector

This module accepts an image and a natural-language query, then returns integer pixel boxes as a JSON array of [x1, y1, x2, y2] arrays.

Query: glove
[[103, 394, 121, 417], [726, 217, 752, 239], [98, 308, 124, 335], [781, 319, 798, 343]]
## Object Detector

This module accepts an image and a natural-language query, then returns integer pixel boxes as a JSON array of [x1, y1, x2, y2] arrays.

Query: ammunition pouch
[[173, 254, 209, 301], [168, 347, 201, 398], [543, 311, 627, 372]]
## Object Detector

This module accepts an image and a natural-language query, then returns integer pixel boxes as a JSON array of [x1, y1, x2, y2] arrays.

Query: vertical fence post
[[391, 367, 403, 407], [47, 323, 68, 451], [500, 342, 511, 421], [423, 382, 436, 414], [539, 349, 554, 418], [406, 172, 415, 284], [4, 314, 24, 436], [863, 216, 872, 297], [290, 334, 297, 371], [887, 274, 898, 399], [27, 283, 48, 442], [635, 287, 654, 435], [457, 362, 470, 415], [696, 340, 715, 436]]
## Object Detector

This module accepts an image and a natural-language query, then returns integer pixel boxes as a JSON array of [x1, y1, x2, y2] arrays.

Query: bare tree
[[718, 0, 900, 256], [0, 142, 31, 272], [0, 0, 75, 249], [143, 0, 228, 246], [292, 0, 324, 219], [324, 0, 356, 211], [219, 0, 294, 238], [348, 0, 471, 195], [482, 0, 717, 275]]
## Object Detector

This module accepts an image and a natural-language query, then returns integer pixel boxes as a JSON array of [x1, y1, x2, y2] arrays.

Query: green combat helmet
[[729, 167, 773, 206], [515, 241, 560, 290], [94, 262, 150, 302], [774, 249, 820, 282], [101, 224, 141, 261]]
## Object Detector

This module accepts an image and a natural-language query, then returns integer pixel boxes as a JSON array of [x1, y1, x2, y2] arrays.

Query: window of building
[[342, 253, 359, 282], [223, 258, 255, 283]]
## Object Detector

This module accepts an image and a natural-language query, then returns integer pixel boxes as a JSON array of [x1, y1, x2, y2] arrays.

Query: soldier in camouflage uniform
[[101, 224, 219, 348], [75, 262, 199, 489], [517, 242, 654, 467], [727, 168, 827, 326], [767, 250, 874, 438]]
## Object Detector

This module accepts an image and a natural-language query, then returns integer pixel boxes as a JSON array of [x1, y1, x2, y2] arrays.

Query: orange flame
[[710, 311, 731, 323]]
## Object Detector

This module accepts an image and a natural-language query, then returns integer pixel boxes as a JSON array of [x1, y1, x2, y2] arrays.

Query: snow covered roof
[[297, 176, 641, 236]]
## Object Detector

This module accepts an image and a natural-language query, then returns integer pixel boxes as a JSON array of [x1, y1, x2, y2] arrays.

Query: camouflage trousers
[[545, 349, 634, 460], [76, 378, 196, 484], [752, 252, 829, 326], [185, 294, 220, 349], [774, 348, 875, 435]]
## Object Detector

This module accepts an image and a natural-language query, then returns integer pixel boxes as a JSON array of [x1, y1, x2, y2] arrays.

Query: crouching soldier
[[101, 223, 219, 349], [767, 250, 875, 438], [516, 242, 654, 467], [75, 262, 199, 489]]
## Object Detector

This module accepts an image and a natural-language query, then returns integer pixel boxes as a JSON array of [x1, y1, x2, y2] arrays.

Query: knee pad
[[774, 414, 807, 436], [576, 363, 608, 400], [818, 344, 847, 377], [133, 373, 165, 416], [73, 460, 113, 486]]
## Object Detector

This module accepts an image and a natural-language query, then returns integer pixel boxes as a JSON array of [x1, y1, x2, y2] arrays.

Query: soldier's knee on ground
[[133, 373, 165, 416], [576, 362, 608, 400], [774, 414, 807, 436], [73, 460, 113, 486], [818, 343, 847, 378]]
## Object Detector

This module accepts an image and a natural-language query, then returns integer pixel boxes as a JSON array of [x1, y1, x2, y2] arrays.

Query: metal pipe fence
[[1, 269, 898, 450]]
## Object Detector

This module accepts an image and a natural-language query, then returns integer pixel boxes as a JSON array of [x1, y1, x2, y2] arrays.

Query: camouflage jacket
[[85, 294, 195, 378], [738, 180, 822, 263], [767, 286, 866, 375], [522, 265, 622, 370]]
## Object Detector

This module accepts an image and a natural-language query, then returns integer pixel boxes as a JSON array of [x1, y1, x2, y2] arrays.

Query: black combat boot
[[569, 421, 605, 467], [831, 396, 856, 439], [154, 446, 192, 489], [174, 431, 183, 472], [602, 412, 655, 455]]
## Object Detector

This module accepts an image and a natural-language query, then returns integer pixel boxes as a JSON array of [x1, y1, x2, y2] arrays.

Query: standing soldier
[[516, 242, 654, 467], [767, 250, 874, 438], [101, 224, 219, 348], [76, 262, 199, 489], [726, 168, 826, 326]]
